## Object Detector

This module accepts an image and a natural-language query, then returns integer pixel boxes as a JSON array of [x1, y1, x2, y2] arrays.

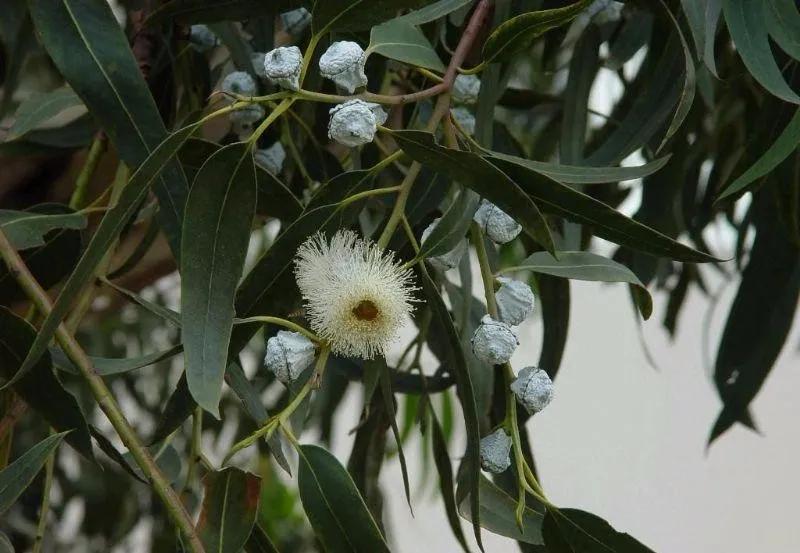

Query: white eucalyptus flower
[[496, 277, 535, 326], [480, 428, 512, 473], [263, 46, 303, 91], [189, 24, 218, 51], [511, 367, 554, 414], [471, 315, 518, 365], [221, 71, 257, 97], [328, 99, 382, 147], [450, 107, 476, 135], [281, 7, 312, 35], [420, 218, 468, 271], [265, 331, 316, 384], [254, 142, 286, 175], [453, 74, 481, 104], [473, 200, 522, 244], [319, 41, 368, 93], [294, 230, 417, 359]]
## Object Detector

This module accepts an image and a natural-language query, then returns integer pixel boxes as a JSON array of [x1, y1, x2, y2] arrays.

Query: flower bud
[[264, 46, 303, 91], [265, 331, 316, 384], [281, 7, 312, 35], [496, 277, 534, 326], [450, 107, 475, 135], [453, 74, 481, 104], [221, 71, 257, 97], [230, 103, 264, 125], [480, 428, 512, 473], [328, 99, 381, 147], [511, 367, 554, 414], [319, 41, 368, 93], [471, 315, 518, 365], [251, 52, 267, 77], [255, 142, 286, 175], [189, 25, 218, 52], [473, 200, 522, 244], [421, 218, 468, 271]]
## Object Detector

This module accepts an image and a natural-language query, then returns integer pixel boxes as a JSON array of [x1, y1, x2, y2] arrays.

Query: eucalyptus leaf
[[419, 189, 479, 259], [0, 432, 68, 514], [146, 0, 306, 25], [542, 508, 653, 552], [368, 19, 445, 71], [197, 467, 261, 553], [313, 0, 435, 34], [52, 344, 184, 376], [8, 87, 84, 139], [764, 0, 800, 61], [396, 0, 473, 25], [0, 209, 86, 250]]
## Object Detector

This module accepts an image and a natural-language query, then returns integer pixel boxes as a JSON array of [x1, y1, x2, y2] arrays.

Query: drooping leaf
[[197, 467, 261, 553], [419, 189, 479, 259], [181, 142, 257, 416], [560, 24, 601, 164], [703, 0, 722, 77], [722, 0, 800, 103], [0, 308, 94, 459], [122, 443, 183, 485], [681, 0, 707, 59], [390, 130, 556, 255], [297, 444, 390, 552], [457, 475, 544, 545], [396, 0, 473, 25], [542, 508, 653, 552], [536, 274, 570, 380], [102, 278, 182, 326], [376, 360, 413, 512], [0, 432, 67, 514], [146, 0, 306, 25], [482, 0, 592, 64], [8, 86, 84, 139], [313, 0, 436, 34], [368, 19, 445, 71], [0, 531, 13, 553], [52, 344, 183, 376], [430, 409, 470, 553], [499, 251, 653, 320], [0, 209, 86, 250], [765, 0, 800, 62]]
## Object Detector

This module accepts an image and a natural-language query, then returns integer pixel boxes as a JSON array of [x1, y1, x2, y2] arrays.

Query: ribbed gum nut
[[281, 7, 312, 35], [265, 331, 316, 384], [254, 142, 286, 175], [511, 367, 554, 414], [496, 277, 535, 326], [328, 99, 379, 147], [471, 315, 518, 365], [480, 428, 512, 473], [421, 218, 468, 271], [263, 46, 303, 91], [453, 74, 481, 104], [221, 71, 257, 97], [319, 41, 368, 93], [229, 103, 265, 125], [450, 107, 476, 135], [189, 25, 217, 51], [473, 200, 522, 244]]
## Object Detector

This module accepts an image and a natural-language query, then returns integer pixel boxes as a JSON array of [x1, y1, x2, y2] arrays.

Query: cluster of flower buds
[[473, 200, 522, 244], [479, 428, 512, 473], [254, 142, 286, 175], [264, 331, 316, 385], [319, 41, 368, 93], [420, 218, 469, 271], [263, 46, 303, 91], [281, 7, 312, 35], [327, 99, 386, 147]]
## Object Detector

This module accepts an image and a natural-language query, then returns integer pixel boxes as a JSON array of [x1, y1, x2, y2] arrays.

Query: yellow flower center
[[352, 299, 379, 321]]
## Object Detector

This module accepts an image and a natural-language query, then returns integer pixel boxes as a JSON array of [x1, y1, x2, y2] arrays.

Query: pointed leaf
[[8, 86, 84, 139], [52, 344, 183, 376], [765, 0, 800, 61], [376, 360, 413, 512], [543, 508, 653, 552], [147, 0, 305, 25], [430, 410, 470, 553], [396, 0, 473, 25], [0, 210, 86, 250], [313, 0, 435, 34], [419, 189, 479, 259], [0, 432, 68, 514], [368, 19, 445, 71], [197, 467, 261, 553]]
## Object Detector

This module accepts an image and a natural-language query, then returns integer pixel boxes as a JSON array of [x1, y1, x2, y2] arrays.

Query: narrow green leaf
[[103, 278, 182, 326], [680, 0, 707, 59], [146, 0, 304, 25], [368, 19, 445, 71], [722, 0, 800, 103], [197, 467, 261, 553], [457, 475, 544, 545], [122, 443, 183, 485], [313, 0, 435, 34], [765, 0, 800, 61], [0, 209, 86, 250], [52, 344, 183, 376], [377, 360, 413, 512], [246, 523, 281, 553], [0, 432, 68, 514], [543, 508, 653, 552], [499, 251, 653, 320], [390, 129, 556, 255], [430, 410, 470, 553], [8, 86, 84, 139], [536, 275, 570, 378], [717, 108, 800, 201], [297, 444, 390, 552], [482, 0, 592, 64], [181, 142, 257, 416], [561, 25, 601, 164], [396, 0, 473, 25], [0, 531, 13, 553], [419, 189, 479, 259], [703, 0, 722, 77], [0, 308, 94, 459]]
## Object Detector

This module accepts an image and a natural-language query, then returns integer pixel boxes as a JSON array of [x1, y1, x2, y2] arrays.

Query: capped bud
[[496, 277, 534, 326], [264, 46, 303, 91], [254, 142, 286, 175], [319, 41, 368, 93], [221, 71, 257, 97], [230, 103, 265, 125], [473, 200, 522, 244], [421, 218, 468, 271], [281, 7, 312, 35], [265, 331, 316, 384], [450, 107, 475, 135], [189, 25, 218, 52], [328, 99, 381, 147], [471, 315, 518, 365], [480, 428, 512, 473], [251, 52, 267, 77], [511, 367, 554, 414], [453, 74, 481, 104]]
